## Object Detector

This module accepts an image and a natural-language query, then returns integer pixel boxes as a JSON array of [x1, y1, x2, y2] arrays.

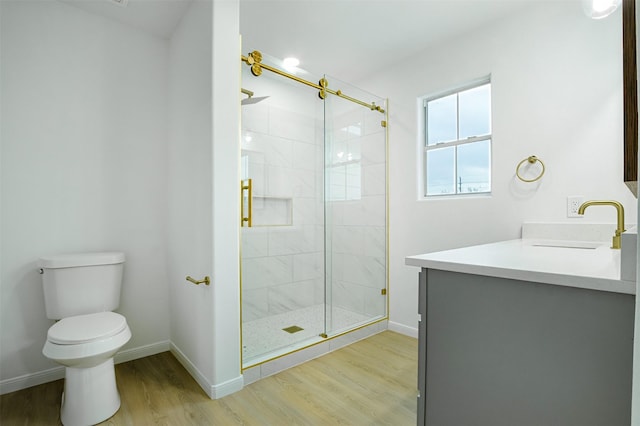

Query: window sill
[[418, 192, 492, 202]]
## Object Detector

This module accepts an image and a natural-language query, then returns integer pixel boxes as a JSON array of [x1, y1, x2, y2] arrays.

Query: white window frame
[[418, 76, 492, 199]]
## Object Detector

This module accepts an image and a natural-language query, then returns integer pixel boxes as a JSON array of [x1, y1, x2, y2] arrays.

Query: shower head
[[241, 87, 269, 105], [242, 96, 269, 105]]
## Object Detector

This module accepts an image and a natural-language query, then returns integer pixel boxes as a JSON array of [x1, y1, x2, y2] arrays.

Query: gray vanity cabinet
[[416, 268, 634, 426]]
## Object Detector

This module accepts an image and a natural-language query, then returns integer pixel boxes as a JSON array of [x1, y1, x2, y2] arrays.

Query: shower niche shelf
[[250, 196, 292, 227]]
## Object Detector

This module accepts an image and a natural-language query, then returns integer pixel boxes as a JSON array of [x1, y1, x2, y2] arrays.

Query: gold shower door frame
[[240, 52, 389, 369]]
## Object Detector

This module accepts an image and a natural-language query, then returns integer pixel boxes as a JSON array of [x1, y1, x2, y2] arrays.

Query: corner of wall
[[170, 341, 243, 399], [388, 321, 418, 339]]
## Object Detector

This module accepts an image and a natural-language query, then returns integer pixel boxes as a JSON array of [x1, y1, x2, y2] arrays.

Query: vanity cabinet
[[416, 268, 634, 426]]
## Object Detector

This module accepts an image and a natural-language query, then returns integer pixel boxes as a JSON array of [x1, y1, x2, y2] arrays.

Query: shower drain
[[282, 325, 304, 334]]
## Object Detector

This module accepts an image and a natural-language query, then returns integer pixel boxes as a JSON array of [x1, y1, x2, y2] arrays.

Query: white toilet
[[39, 252, 131, 426]]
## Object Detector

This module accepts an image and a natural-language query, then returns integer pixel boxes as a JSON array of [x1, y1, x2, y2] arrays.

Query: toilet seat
[[43, 313, 131, 365], [48, 312, 127, 344]]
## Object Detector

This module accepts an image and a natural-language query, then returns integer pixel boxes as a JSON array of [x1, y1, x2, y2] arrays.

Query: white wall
[[210, 0, 241, 396], [360, 2, 638, 335], [167, 0, 242, 398], [0, 0, 170, 392], [166, 0, 215, 392]]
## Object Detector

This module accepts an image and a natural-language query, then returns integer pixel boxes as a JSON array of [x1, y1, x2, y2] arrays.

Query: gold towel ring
[[516, 155, 545, 183]]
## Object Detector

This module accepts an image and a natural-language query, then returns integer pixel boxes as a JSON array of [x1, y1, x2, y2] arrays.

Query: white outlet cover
[[567, 196, 584, 218]]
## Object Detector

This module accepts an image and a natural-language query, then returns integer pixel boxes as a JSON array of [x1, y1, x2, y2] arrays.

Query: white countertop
[[406, 238, 636, 295]]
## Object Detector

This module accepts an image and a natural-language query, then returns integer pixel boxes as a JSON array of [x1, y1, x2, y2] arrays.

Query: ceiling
[[59, 0, 192, 39], [240, 0, 537, 82], [60, 0, 539, 82]]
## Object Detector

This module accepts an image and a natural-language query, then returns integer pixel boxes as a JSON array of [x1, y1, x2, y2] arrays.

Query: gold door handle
[[186, 275, 210, 286], [241, 178, 253, 227]]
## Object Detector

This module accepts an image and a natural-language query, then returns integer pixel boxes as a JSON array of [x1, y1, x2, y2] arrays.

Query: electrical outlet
[[567, 196, 584, 218]]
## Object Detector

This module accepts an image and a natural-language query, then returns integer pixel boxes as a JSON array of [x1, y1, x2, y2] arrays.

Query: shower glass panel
[[323, 75, 387, 337], [241, 56, 326, 366], [240, 53, 387, 368]]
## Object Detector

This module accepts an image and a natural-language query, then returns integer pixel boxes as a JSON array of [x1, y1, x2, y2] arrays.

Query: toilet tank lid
[[38, 252, 125, 269]]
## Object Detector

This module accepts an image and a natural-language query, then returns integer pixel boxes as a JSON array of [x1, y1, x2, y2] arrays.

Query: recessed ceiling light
[[583, 0, 620, 19], [283, 57, 300, 72]]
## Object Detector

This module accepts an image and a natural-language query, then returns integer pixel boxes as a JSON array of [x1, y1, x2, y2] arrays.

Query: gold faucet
[[577, 200, 626, 249]]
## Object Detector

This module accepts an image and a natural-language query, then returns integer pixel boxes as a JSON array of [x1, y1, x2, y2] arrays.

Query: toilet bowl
[[39, 252, 129, 425], [43, 312, 131, 425]]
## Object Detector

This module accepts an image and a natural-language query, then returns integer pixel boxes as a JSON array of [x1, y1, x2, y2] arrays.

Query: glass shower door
[[240, 56, 326, 366], [323, 75, 388, 337]]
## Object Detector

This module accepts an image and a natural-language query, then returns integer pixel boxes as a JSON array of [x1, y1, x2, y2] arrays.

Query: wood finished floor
[[1, 331, 417, 425]]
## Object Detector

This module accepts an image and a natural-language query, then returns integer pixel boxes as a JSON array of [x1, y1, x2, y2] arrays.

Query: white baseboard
[[115, 340, 171, 364], [169, 342, 212, 397], [1, 340, 171, 396], [210, 375, 244, 399], [388, 321, 418, 339], [0, 365, 65, 395], [169, 342, 243, 400]]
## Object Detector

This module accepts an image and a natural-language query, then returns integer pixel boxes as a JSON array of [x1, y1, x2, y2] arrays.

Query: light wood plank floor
[[1, 331, 417, 425]]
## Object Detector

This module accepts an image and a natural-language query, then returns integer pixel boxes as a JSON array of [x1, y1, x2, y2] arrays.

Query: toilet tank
[[38, 252, 125, 320]]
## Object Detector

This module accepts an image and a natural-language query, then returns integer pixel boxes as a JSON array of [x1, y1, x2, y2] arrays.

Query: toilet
[[39, 252, 131, 426]]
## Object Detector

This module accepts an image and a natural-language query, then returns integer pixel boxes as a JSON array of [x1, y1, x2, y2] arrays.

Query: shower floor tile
[[242, 304, 371, 364]]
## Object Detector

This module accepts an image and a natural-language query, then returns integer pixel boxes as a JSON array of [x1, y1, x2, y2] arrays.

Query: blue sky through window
[[425, 81, 491, 196]]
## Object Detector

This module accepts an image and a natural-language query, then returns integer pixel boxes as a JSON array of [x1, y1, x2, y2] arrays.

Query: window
[[423, 78, 492, 197]]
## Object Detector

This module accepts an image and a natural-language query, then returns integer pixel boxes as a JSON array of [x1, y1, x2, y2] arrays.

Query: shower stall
[[240, 51, 388, 367]]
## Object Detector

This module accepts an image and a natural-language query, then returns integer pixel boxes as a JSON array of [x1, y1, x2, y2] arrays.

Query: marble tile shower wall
[[242, 100, 325, 322], [327, 108, 387, 319], [241, 92, 387, 324]]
